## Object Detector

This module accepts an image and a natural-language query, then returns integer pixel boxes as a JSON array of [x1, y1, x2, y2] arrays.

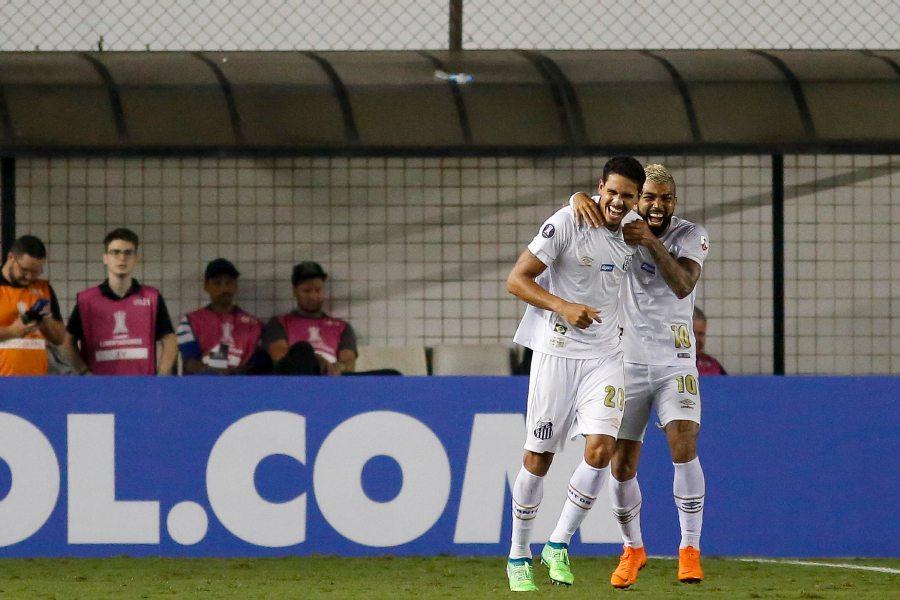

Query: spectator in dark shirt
[[262, 262, 357, 375], [694, 306, 727, 376]]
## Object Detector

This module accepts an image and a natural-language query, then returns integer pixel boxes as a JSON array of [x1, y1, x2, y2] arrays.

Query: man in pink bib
[[693, 307, 727, 376], [263, 261, 357, 375], [65, 228, 177, 376], [177, 258, 265, 375]]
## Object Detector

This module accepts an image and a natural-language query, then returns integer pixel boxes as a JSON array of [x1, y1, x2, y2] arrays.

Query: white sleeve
[[526, 210, 573, 267], [677, 224, 710, 268]]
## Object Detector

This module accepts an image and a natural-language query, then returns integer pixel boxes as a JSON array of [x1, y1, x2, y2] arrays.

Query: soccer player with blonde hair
[[568, 163, 710, 588]]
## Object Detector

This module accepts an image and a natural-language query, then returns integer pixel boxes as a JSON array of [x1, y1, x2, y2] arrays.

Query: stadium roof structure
[[0, 49, 897, 156]]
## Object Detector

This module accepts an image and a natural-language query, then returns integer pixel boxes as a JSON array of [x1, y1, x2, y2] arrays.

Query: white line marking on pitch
[[734, 558, 900, 574], [648, 555, 899, 574]]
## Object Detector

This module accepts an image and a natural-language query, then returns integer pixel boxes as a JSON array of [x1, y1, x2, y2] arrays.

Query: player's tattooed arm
[[507, 250, 601, 328], [623, 219, 701, 299], [569, 192, 605, 228]]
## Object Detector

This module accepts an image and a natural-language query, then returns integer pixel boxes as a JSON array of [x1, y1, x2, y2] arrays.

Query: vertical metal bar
[[1, 157, 15, 257], [449, 0, 463, 51], [771, 153, 785, 375]]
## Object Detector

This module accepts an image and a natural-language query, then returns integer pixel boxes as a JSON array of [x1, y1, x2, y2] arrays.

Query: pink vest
[[697, 352, 726, 376], [77, 285, 159, 375], [187, 307, 262, 367], [278, 313, 347, 363]]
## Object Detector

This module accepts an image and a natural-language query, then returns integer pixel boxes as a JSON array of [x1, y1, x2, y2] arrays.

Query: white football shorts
[[524, 350, 625, 454], [618, 362, 702, 442]]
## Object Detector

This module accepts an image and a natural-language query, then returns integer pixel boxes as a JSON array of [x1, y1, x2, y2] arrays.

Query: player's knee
[[583, 438, 615, 468], [668, 438, 697, 463], [523, 450, 553, 476], [671, 447, 696, 463], [611, 461, 637, 481]]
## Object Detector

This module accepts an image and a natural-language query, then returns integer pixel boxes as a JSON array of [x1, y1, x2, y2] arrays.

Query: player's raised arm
[[506, 250, 601, 329]]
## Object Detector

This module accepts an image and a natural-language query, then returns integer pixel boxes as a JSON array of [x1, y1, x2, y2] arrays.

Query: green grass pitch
[[0, 556, 896, 598]]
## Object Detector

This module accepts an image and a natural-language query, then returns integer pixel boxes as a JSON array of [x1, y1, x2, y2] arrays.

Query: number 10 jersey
[[621, 215, 710, 366]]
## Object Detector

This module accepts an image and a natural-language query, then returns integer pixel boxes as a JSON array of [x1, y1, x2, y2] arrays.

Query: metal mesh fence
[[0, 0, 449, 51], [15, 154, 778, 374], [464, 0, 900, 50], [1, 0, 897, 51]]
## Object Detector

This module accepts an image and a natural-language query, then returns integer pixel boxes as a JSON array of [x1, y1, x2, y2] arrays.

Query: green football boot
[[507, 558, 538, 592], [541, 542, 574, 586]]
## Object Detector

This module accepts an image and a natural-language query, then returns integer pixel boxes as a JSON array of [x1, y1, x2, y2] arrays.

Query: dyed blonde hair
[[644, 163, 676, 195]]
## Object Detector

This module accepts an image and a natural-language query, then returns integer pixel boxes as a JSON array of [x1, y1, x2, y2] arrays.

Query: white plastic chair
[[431, 344, 513, 375], [355, 345, 428, 376]]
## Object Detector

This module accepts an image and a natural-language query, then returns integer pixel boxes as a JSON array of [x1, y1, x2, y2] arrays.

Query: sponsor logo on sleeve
[[700, 235, 709, 252], [541, 224, 556, 239]]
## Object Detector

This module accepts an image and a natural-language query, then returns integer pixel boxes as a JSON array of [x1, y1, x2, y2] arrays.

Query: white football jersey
[[513, 205, 638, 359], [621, 215, 710, 366]]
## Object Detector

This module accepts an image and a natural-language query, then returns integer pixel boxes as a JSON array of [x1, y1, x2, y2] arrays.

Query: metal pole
[[1, 157, 14, 257], [771, 153, 785, 375], [449, 0, 463, 51]]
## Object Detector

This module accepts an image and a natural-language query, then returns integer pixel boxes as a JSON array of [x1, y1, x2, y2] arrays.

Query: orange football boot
[[678, 546, 704, 583], [610, 545, 648, 588]]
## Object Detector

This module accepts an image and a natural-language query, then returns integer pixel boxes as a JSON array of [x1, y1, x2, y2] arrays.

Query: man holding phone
[[0, 235, 66, 376]]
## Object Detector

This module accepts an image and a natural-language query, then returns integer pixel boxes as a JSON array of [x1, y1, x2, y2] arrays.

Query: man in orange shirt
[[0, 235, 66, 375]]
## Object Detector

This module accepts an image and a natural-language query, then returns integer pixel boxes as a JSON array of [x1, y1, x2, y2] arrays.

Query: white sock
[[509, 466, 544, 559], [549, 460, 610, 545], [609, 475, 644, 548], [673, 457, 705, 549]]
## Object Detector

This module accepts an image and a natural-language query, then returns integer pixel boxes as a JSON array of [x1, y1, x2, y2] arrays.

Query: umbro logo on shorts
[[533, 419, 553, 440]]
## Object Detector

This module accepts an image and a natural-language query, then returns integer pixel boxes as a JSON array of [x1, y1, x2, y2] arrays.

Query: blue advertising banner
[[0, 376, 897, 558]]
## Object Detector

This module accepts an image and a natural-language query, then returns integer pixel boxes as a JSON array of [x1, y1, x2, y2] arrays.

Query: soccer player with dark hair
[[504, 156, 645, 591], [65, 228, 177, 375], [570, 163, 710, 587], [0, 235, 66, 375]]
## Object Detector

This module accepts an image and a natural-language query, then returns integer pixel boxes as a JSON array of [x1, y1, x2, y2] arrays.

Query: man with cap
[[177, 258, 265, 375], [263, 261, 357, 375]]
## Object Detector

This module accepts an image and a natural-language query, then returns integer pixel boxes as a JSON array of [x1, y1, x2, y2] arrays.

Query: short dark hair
[[602, 156, 646, 191], [10, 235, 47, 259], [292, 261, 327, 286], [103, 228, 140, 251]]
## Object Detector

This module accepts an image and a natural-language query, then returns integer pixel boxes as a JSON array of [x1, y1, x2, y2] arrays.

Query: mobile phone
[[22, 299, 50, 325]]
